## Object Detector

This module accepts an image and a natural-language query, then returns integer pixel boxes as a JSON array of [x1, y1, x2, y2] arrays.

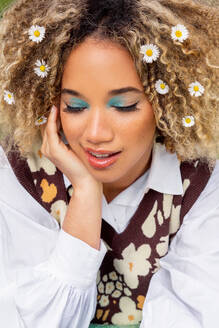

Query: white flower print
[[112, 290, 122, 298], [141, 201, 157, 238], [116, 281, 123, 291], [156, 235, 169, 257], [114, 243, 152, 289], [102, 274, 108, 282], [98, 281, 105, 294], [50, 200, 67, 226], [27, 139, 56, 175], [124, 288, 132, 296], [99, 295, 109, 307], [111, 297, 142, 325], [105, 282, 115, 294], [109, 271, 118, 281]]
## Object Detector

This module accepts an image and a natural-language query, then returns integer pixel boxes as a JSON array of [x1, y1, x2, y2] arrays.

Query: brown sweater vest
[[6, 143, 212, 326]]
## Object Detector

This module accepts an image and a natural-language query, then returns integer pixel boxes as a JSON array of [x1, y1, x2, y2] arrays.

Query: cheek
[[60, 114, 80, 141], [121, 109, 156, 146]]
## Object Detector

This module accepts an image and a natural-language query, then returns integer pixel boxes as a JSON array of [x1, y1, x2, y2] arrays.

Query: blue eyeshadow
[[107, 96, 125, 108], [69, 97, 89, 108]]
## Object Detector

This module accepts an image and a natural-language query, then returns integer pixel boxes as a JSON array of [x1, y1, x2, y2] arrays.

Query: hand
[[40, 105, 102, 191]]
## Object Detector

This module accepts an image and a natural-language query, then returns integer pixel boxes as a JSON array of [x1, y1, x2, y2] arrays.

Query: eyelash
[[63, 102, 139, 113]]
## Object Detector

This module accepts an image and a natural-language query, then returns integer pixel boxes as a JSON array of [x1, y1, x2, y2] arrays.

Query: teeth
[[89, 151, 112, 158]]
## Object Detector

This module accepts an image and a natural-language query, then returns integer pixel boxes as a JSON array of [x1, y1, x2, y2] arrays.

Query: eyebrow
[[108, 87, 143, 96], [61, 87, 143, 98]]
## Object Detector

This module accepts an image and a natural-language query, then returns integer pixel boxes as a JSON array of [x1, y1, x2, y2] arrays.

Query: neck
[[103, 150, 152, 203]]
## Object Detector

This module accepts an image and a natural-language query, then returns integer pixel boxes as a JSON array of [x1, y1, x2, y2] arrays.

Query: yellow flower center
[[128, 315, 135, 322], [40, 65, 46, 72], [146, 49, 153, 57], [56, 210, 60, 217], [185, 118, 191, 124], [34, 30, 40, 37], [8, 94, 12, 98], [193, 85, 199, 92], [38, 118, 43, 123], [160, 83, 165, 89], [175, 30, 182, 38]]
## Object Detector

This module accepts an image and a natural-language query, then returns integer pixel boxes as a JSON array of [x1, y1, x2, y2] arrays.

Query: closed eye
[[63, 105, 86, 113], [113, 101, 139, 112], [63, 101, 140, 113]]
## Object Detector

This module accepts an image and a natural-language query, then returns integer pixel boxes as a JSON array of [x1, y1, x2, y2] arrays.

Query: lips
[[85, 147, 120, 155], [84, 148, 121, 169]]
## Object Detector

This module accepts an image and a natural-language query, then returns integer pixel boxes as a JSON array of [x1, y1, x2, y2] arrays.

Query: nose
[[84, 106, 114, 145]]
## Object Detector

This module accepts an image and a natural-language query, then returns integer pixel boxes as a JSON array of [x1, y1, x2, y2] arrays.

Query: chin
[[88, 169, 121, 184]]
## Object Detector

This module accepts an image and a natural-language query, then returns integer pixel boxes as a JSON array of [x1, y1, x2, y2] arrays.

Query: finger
[[46, 105, 60, 144]]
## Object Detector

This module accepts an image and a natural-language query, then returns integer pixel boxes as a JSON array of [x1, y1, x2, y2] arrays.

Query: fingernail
[[51, 105, 56, 113]]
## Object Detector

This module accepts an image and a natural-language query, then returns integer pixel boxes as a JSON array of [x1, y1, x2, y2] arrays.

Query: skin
[[40, 37, 156, 249], [58, 37, 156, 202]]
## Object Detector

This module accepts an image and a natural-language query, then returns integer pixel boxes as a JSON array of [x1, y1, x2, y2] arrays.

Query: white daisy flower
[[155, 79, 169, 94], [4, 90, 15, 105], [34, 60, 50, 78], [182, 115, 195, 127], [140, 44, 160, 63], [28, 25, 46, 43], [171, 24, 189, 43], [35, 115, 47, 126], [188, 81, 205, 97]]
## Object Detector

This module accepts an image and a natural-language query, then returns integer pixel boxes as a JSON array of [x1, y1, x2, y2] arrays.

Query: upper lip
[[85, 147, 120, 155]]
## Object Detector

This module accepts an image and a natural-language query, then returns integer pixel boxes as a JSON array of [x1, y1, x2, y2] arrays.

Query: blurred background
[[0, 0, 14, 15]]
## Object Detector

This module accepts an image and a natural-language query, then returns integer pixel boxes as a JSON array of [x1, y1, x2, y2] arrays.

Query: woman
[[0, 0, 218, 327]]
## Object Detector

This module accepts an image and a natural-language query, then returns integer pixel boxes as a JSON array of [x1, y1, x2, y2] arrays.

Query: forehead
[[62, 37, 143, 93]]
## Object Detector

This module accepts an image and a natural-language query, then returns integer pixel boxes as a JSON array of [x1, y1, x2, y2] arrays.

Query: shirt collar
[[146, 142, 183, 195], [105, 142, 184, 207]]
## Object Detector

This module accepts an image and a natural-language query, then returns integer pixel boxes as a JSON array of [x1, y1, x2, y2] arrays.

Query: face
[[60, 37, 156, 193]]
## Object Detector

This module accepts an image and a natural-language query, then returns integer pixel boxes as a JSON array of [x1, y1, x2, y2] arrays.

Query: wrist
[[73, 177, 103, 195]]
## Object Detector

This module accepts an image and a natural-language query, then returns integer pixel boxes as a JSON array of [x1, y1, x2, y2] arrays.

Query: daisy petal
[[155, 79, 169, 95], [4, 90, 15, 105], [171, 24, 189, 43], [188, 81, 205, 97], [28, 25, 46, 43], [34, 59, 50, 78], [140, 44, 160, 63], [182, 115, 195, 127], [35, 115, 47, 126]]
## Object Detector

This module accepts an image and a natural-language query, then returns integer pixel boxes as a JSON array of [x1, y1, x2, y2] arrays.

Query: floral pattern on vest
[[91, 161, 212, 325], [6, 140, 212, 326]]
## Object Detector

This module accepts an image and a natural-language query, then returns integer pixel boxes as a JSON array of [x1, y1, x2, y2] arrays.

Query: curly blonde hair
[[0, 0, 218, 163]]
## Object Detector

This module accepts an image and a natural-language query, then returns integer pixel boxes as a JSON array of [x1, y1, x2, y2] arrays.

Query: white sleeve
[[140, 162, 219, 328], [0, 146, 107, 328], [0, 217, 107, 328]]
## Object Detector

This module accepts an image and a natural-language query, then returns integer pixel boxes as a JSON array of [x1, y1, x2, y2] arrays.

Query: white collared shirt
[[0, 143, 219, 328]]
